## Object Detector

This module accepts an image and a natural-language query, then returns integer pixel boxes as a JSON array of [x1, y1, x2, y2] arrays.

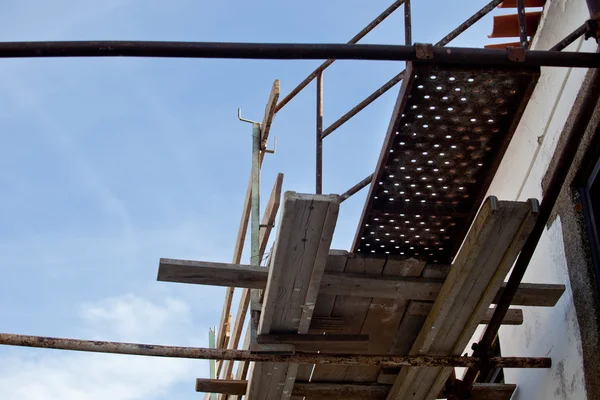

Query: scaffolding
[[2, 1, 600, 399]]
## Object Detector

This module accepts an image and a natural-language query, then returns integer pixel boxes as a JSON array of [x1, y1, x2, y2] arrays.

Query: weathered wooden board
[[158, 260, 564, 307], [218, 173, 284, 387], [342, 257, 426, 383], [292, 250, 348, 400], [196, 379, 516, 400], [245, 192, 339, 400], [309, 254, 386, 386], [386, 198, 537, 400]]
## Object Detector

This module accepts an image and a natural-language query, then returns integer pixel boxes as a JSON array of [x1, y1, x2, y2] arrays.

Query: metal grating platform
[[353, 62, 539, 263]]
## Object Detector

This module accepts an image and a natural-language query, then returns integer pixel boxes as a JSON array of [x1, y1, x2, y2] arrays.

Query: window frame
[[579, 149, 600, 295]]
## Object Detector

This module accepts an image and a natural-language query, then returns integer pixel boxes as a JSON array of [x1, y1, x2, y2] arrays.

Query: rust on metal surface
[[353, 62, 539, 263], [508, 46, 527, 62], [0, 333, 551, 368], [415, 43, 433, 60], [274, 0, 405, 112]]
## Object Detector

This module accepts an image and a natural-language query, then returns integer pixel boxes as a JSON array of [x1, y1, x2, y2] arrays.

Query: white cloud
[[0, 294, 204, 400]]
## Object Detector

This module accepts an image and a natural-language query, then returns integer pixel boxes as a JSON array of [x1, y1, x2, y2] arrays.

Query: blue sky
[[0, 1, 500, 398]]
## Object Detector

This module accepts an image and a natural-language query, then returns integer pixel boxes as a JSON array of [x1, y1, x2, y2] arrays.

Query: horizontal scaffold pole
[[0, 333, 551, 369], [0, 41, 598, 68]]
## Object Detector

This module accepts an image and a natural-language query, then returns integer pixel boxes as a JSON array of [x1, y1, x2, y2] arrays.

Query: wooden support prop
[[245, 192, 340, 400], [387, 198, 538, 400], [196, 379, 516, 400], [158, 259, 565, 308], [219, 173, 284, 385], [215, 79, 280, 359]]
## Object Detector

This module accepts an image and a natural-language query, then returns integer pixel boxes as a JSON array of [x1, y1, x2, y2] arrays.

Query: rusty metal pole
[[587, 0, 600, 42], [404, 0, 412, 45], [316, 71, 323, 194], [274, 0, 406, 112], [0, 333, 552, 368], [340, 173, 374, 202], [320, 0, 510, 140], [461, 58, 600, 391], [517, 0, 528, 47], [588, 0, 600, 20]]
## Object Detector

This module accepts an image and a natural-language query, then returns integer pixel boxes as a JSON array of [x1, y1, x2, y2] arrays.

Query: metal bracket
[[238, 108, 260, 125], [584, 19, 600, 41], [507, 46, 526, 62], [238, 108, 276, 154], [263, 136, 276, 154], [415, 43, 434, 60]]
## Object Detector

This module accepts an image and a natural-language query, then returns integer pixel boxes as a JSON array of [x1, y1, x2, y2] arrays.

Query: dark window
[[580, 151, 600, 294]]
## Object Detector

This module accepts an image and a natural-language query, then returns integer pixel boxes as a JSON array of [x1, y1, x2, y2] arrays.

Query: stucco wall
[[481, 1, 597, 399]]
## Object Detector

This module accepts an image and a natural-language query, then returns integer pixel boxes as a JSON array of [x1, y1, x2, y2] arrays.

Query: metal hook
[[238, 108, 260, 125], [263, 136, 276, 154]]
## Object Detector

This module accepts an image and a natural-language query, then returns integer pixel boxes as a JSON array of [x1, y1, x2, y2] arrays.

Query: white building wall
[[480, 1, 597, 399]]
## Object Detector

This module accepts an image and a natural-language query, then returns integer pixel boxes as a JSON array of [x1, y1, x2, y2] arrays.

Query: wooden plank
[[320, 271, 441, 299], [309, 255, 387, 388], [469, 383, 517, 400], [257, 333, 369, 353], [196, 379, 516, 400], [261, 80, 280, 149], [258, 193, 339, 333], [279, 193, 341, 400], [343, 258, 426, 383], [258, 334, 369, 344], [158, 259, 268, 288], [494, 282, 565, 307], [158, 259, 563, 307], [197, 379, 247, 396], [292, 250, 348, 400], [405, 302, 523, 325], [308, 316, 344, 333], [219, 173, 284, 387], [387, 198, 537, 400], [245, 192, 339, 400], [377, 306, 522, 385], [229, 327, 252, 400], [216, 79, 280, 357]]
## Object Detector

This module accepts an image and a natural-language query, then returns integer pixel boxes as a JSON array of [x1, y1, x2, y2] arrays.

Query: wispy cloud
[[0, 294, 203, 400]]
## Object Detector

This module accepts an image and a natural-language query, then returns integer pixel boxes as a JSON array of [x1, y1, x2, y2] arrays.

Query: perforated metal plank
[[353, 61, 539, 263]]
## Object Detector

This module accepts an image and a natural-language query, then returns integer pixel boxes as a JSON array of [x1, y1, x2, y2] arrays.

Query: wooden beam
[[257, 333, 370, 353], [245, 192, 340, 400], [215, 79, 280, 357], [196, 379, 516, 400], [158, 259, 267, 288], [292, 250, 348, 399], [406, 302, 524, 325], [197, 379, 246, 396], [158, 260, 564, 307], [219, 173, 284, 386], [494, 282, 565, 307], [258, 333, 369, 344], [260, 80, 280, 149], [387, 198, 538, 400]]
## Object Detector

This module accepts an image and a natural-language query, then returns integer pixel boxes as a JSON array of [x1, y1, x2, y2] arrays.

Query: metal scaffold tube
[[0, 41, 598, 68], [0, 333, 552, 369]]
